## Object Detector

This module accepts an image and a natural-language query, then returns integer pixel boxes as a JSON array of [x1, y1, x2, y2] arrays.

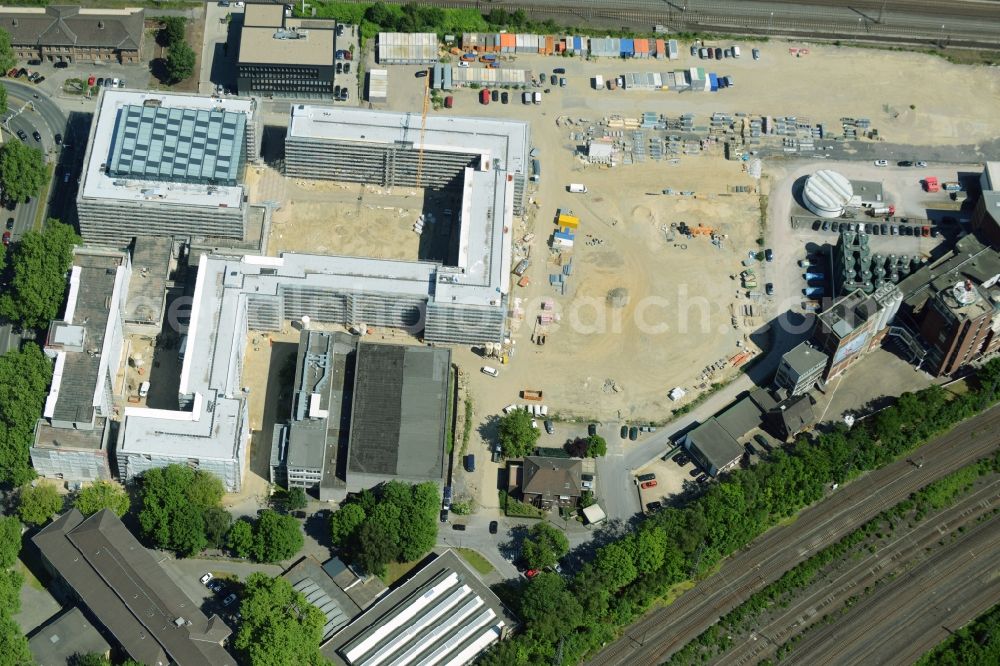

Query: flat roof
[[239, 24, 335, 67], [287, 330, 337, 470], [125, 235, 172, 325], [43, 250, 129, 425], [818, 289, 876, 339], [781, 341, 829, 376], [243, 3, 284, 27], [288, 105, 528, 303], [347, 342, 450, 484], [32, 509, 234, 666], [109, 104, 246, 185], [81, 90, 252, 209], [34, 418, 108, 451], [282, 556, 361, 641], [322, 550, 516, 665]]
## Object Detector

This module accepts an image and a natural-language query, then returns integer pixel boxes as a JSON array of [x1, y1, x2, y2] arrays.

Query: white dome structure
[[803, 170, 853, 218]]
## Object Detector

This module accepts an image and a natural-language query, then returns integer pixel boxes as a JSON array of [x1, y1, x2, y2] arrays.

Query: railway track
[[346, 0, 1000, 49], [789, 515, 1000, 664], [585, 405, 1000, 666], [713, 476, 1000, 665]]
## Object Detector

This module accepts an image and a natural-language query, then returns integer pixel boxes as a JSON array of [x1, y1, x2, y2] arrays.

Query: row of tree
[[329, 481, 440, 576], [0, 516, 31, 664], [916, 601, 1000, 665], [159, 17, 196, 84], [0, 220, 81, 329], [0, 343, 55, 486], [226, 510, 303, 564], [479, 357, 1000, 665]]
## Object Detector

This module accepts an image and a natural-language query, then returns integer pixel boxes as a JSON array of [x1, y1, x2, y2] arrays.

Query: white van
[[568, 183, 588, 193], [732, 46, 741, 58], [481, 366, 499, 377], [139, 381, 150, 398]]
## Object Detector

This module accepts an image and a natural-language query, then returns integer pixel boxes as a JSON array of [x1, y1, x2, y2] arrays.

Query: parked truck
[[593, 74, 603, 89], [804, 272, 826, 281], [533, 91, 542, 105], [923, 176, 939, 192], [942, 181, 963, 192], [867, 205, 895, 216], [568, 183, 588, 193]]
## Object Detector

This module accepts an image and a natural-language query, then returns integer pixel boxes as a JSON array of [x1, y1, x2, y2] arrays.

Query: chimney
[[98, 20, 105, 30]]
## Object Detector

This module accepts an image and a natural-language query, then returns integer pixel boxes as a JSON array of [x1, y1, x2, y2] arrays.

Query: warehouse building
[[77, 90, 260, 246], [31, 248, 131, 484], [237, 4, 337, 98], [681, 419, 744, 477], [321, 550, 516, 664], [376, 32, 438, 64], [0, 5, 144, 64], [33, 509, 235, 666]]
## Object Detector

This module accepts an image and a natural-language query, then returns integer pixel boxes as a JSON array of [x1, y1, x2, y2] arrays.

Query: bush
[[17, 483, 62, 526], [499, 490, 543, 519]]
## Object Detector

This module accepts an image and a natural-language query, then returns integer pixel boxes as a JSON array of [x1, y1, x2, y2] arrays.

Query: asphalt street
[[587, 404, 1000, 665]]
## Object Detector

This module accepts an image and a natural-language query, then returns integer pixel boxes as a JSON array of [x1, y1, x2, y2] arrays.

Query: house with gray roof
[[28, 607, 112, 666], [0, 6, 143, 64], [516, 456, 583, 510], [682, 418, 744, 477], [33, 509, 235, 666]]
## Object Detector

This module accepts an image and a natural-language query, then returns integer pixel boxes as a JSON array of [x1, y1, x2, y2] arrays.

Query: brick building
[[0, 6, 144, 64]]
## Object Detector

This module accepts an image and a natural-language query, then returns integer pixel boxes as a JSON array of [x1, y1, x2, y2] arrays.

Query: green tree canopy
[[517, 572, 583, 645], [227, 519, 253, 559], [0, 612, 31, 666], [329, 503, 366, 548], [284, 486, 308, 510], [74, 480, 130, 517], [165, 41, 196, 83], [497, 409, 540, 458], [0, 84, 7, 117], [0, 220, 81, 329], [17, 483, 63, 526], [585, 434, 607, 457], [203, 506, 233, 549], [0, 140, 45, 204], [0, 343, 52, 486], [0, 29, 15, 73], [235, 573, 326, 666], [0, 516, 22, 569], [521, 522, 569, 570], [251, 510, 303, 563], [137, 465, 225, 557], [160, 17, 186, 46]]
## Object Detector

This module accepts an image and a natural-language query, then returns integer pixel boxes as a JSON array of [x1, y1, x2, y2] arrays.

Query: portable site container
[[500, 33, 515, 53], [544, 35, 555, 54], [558, 214, 580, 228], [634, 39, 649, 58], [655, 39, 666, 59], [515, 34, 524, 52], [462, 33, 477, 51], [709, 73, 718, 91], [668, 39, 679, 59], [620, 38, 634, 57]]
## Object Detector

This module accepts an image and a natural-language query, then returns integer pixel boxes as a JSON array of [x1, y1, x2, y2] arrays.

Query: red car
[[480, 88, 490, 105], [921, 226, 930, 237], [87, 75, 96, 86], [640, 480, 658, 489], [525, 569, 540, 579], [2, 231, 11, 246]]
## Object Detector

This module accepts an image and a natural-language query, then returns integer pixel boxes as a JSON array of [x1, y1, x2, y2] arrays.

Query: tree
[[521, 523, 569, 570], [74, 480, 129, 517], [0, 220, 81, 329], [390, 481, 439, 562], [284, 486, 308, 511], [0, 84, 7, 117], [356, 515, 398, 577], [594, 540, 638, 591], [585, 434, 607, 457], [517, 573, 582, 644], [0, 612, 31, 666], [203, 506, 232, 549], [329, 503, 366, 549], [0, 140, 45, 204], [227, 519, 253, 559], [251, 510, 303, 563], [165, 41, 196, 83], [497, 409, 540, 458], [235, 573, 326, 666], [160, 17, 186, 47], [137, 465, 224, 557], [0, 517, 21, 569], [0, 343, 53, 486], [17, 483, 62, 526], [0, 29, 15, 73]]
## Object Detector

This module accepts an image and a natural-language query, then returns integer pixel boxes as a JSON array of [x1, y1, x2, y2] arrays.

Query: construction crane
[[414, 74, 430, 188]]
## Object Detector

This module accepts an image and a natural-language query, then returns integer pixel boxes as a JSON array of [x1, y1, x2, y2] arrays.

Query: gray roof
[[282, 556, 362, 641], [44, 250, 128, 425], [715, 396, 763, 441], [684, 418, 744, 472], [772, 394, 817, 435], [522, 456, 583, 500], [0, 6, 144, 50], [29, 606, 112, 666], [780, 341, 829, 376], [32, 509, 235, 666], [322, 550, 516, 665], [346, 343, 450, 484], [239, 24, 335, 67], [125, 235, 173, 326], [322, 557, 386, 610], [899, 234, 1000, 315], [287, 330, 336, 470], [818, 289, 876, 339], [109, 104, 246, 186]]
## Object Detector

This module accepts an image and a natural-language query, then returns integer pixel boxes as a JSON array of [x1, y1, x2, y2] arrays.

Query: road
[[586, 403, 1000, 665], [422, 0, 1000, 48]]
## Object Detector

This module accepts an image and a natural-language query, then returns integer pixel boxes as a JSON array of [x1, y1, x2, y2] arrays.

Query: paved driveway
[[157, 554, 282, 619], [199, 2, 239, 94]]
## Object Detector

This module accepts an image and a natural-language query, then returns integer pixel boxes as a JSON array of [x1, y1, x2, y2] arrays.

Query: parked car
[[33, 75, 45, 84], [752, 48, 761, 60], [414, 70, 428, 78], [501, 91, 509, 104], [765, 248, 774, 262], [544, 419, 553, 434], [549, 74, 557, 85], [439, 508, 449, 522], [336, 62, 343, 73], [5, 218, 13, 230], [491, 89, 499, 102], [674, 454, 689, 466], [15, 130, 26, 141], [588, 423, 597, 437], [637, 473, 655, 482], [696, 474, 709, 484], [489, 520, 498, 534], [200, 573, 214, 585], [553, 67, 566, 74], [753, 434, 772, 451], [2, 231, 11, 246], [874, 159, 889, 167], [525, 569, 539, 578], [765, 283, 774, 296], [620, 425, 628, 439], [629, 426, 639, 441], [640, 480, 657, 489], [452, 523, 466, 531], [714, 47, 723, 59], [916, 161, 928, 168], [646, 501, 662, 512], [898, 160, 914, 167], [222, 593, 237, 607], [343, 63, 350, 73], [54, 132, 63, 145]]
